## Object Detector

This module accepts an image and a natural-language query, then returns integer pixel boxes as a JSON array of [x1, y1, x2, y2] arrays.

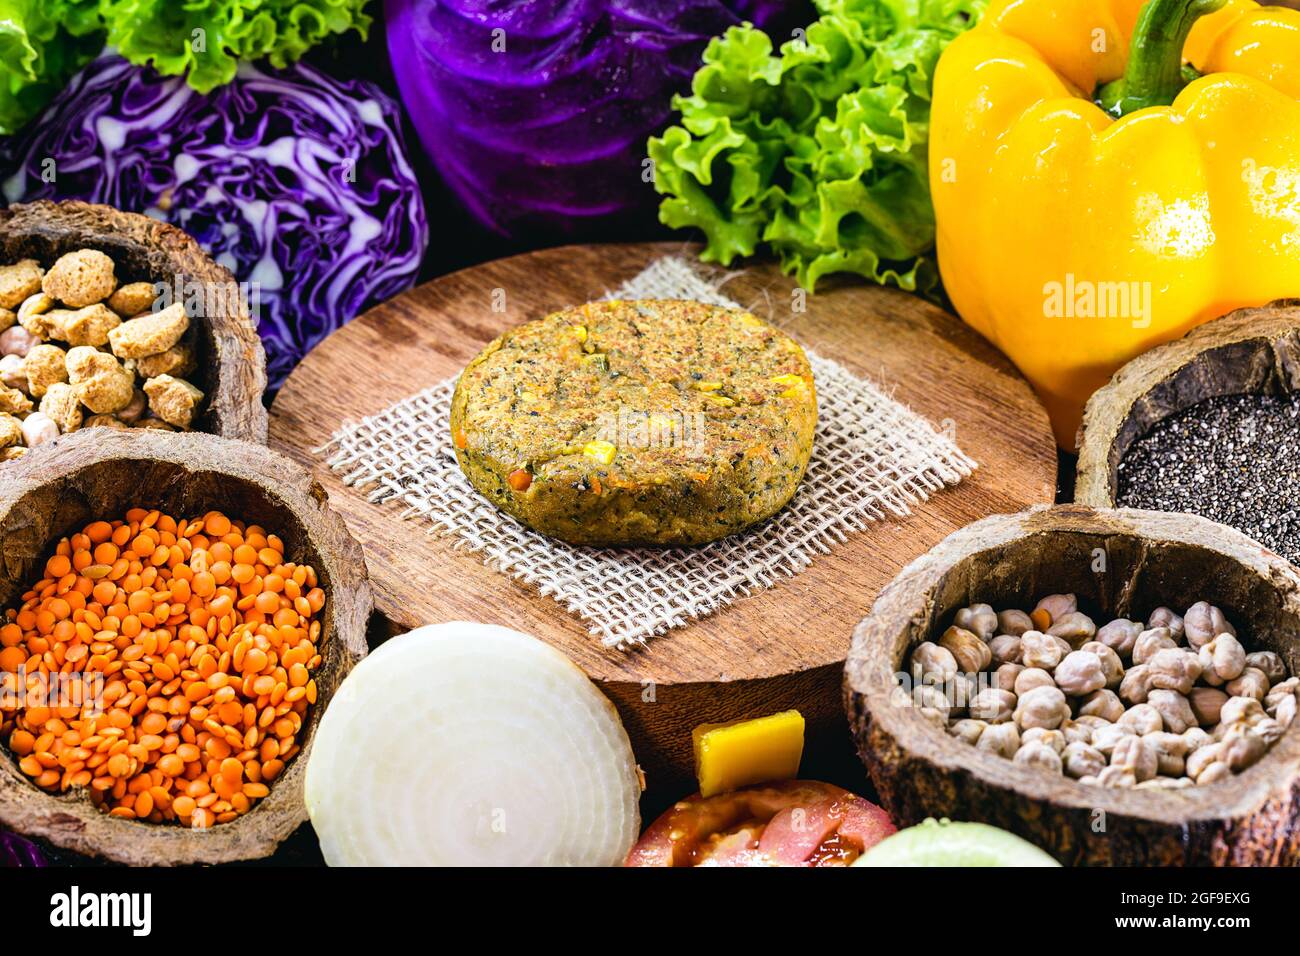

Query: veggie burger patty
[[450, 299, 817, 546]]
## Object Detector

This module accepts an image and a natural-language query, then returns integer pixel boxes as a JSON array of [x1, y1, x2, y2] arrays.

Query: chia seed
[[1116, 392, 1300, 564]]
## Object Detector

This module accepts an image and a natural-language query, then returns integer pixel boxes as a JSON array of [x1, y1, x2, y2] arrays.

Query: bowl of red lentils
[[0, 427, 370, 864]]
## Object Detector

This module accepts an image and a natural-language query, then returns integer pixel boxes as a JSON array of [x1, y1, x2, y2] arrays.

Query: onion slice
[[305, 622, 641, 866]]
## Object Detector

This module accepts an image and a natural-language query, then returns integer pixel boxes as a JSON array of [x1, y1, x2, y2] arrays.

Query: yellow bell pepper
[[930, 0, 1300, 448]]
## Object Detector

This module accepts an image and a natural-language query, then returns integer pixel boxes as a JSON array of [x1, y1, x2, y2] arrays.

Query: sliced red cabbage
[[1, 54, 428, 390]]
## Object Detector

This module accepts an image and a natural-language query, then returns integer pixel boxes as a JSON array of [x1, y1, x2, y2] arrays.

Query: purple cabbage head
[[0, 829, 45, 867], [385, 0, 795, 238], [1, 54, 429, 390]]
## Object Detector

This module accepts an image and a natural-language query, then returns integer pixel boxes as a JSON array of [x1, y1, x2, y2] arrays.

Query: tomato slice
[[624, 780, 895, 867]]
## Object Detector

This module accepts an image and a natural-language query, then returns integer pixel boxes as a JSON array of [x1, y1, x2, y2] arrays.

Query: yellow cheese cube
[[692, 710, 805, 797]]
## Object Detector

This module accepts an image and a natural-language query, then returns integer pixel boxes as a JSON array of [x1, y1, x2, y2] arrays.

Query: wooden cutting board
[[269, 242, 1057, 793]]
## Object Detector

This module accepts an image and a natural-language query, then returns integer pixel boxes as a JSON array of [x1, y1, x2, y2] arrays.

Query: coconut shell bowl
[[845, 504, 1300, 866]]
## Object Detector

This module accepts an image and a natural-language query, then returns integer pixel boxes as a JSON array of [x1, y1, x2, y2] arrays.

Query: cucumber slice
[[853, 818, 1060, 867]]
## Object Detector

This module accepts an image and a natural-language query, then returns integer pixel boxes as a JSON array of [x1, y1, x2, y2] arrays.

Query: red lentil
[[0, 509, 325, 828]]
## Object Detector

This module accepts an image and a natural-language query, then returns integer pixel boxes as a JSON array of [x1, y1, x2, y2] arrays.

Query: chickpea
[[1183, 601, 1234, 650], [1080, 641, 1124, 688], [1198, 762, 1232, 784], [0, 353, 24, 390], [1188, 687, 1229, 727], [947, 718, 987, 746], [1062, 741, 1106, 779], [1117, 703, 1163, 736], [1013, 685, 1070, 731], [1111, 735, 1157, 782], [976, 722, 1020, 759], [0, 325, 40, 357], [1245, 651, 1286, 685], [988, 635, 1022, 666], [1144, 732, 1189, 776], [1033, 593, 1077, 625], [1275, 695, 1297, 729], [1073, 714, 1113, 733], [1059, 719, 1093, 745], [1090, 723, 1132, 757], [1147, 606, 1185, 641], [993, 662, 1024, 693], [1021, 631, 1063, 671], [1096, 618, 1143, 659], [1054, 650, 1107, 696], [911, 641, 958, 683], [997, 609, 1033, 637], [1226, 667, 1269, 702], [939, 625, 992, 673], [1119, 664, 1153, 706], [1097, 765, 1137, 788], [968, 687, 1016, 724], [913, 683, 951, 725], [1146, 648, 1202, 696], [1021, 727, 1066, 754], [1219, 696, 1265, 727], [922, 593, 1294, 789], [1014, 666, 1056, 696], [1014, 741, 1063, 774], [954, 604, 997, 642], [1132, 627, 1177, 665], [1147, 689, 1196, 734], [20, 411, 57, 447], [1264, 677, 1299, 716], [1252, 718, 1286, 746], [1197, 633, 1246, 686], [1221, 731, 1267, 772], [1048, 611, 1097, 649], [1078, 688, 1125, 723], [1186, 742, 1224, 781]]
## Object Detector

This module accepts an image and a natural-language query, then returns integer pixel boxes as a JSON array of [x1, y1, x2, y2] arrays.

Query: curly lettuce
[[0, 0, 370, 134], [648, 0, 984, 294], [0, 0, 103, 135], [98, 0, 372, 93]]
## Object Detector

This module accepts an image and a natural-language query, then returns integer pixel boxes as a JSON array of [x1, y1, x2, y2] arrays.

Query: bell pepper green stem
[[1096, 0, 1228, 117]]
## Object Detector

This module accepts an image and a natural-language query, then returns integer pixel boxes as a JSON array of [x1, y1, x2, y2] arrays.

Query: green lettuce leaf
[[0, 0, 370, 135], [648, 0, 984, 294], [0, 0, 104, 135], [97, 0, 372, 93]]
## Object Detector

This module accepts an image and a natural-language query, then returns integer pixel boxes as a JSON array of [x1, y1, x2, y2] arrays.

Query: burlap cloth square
[[320, 257, 975, 649]]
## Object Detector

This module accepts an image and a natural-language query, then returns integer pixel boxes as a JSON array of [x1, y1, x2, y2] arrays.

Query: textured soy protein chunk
[[0, 384, 32, 416], [38, 382, 83, 432], [132, 341, 196, 379], [0, 260, 43, 310], [50, 304, 122, 347], [0, 413, 22, 448], [66, 346, 135, 414], [22, 343, 68, 397], [42, 249, 116, 308], [143, 374, 204, 428], [107, 302, 189, 359], [106, 281, 157, 317]]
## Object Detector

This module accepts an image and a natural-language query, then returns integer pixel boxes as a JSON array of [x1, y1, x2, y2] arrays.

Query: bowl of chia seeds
[[1076, 301, 1300, 563]]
